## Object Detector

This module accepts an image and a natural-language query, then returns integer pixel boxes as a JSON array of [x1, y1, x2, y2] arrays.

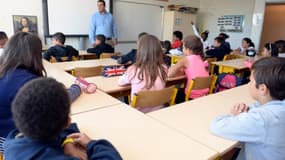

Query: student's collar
[[99, 10, 107, 15]]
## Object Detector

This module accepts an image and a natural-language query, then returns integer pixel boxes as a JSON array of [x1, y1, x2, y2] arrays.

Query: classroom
[[1, 0, 285, 160]]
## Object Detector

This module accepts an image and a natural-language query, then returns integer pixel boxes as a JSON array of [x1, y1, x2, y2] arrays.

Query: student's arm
[[89, 15, 96, 45], [87, 46, 101, 56], [210, 110, 265, 143], [117, 50, 136, 64], [168, 57, 187, 77], [43, 48, 55, 61], [118, 67, 133, 86], [191, 23, 201, 38], [67, 84, 82, 102], [67, 133, 122, 160], [87, 140, 122, 160]]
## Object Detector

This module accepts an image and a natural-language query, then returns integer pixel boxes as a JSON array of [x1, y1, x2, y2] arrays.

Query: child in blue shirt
[[211, 57, 285, 160], [4, 78, 122, 160]]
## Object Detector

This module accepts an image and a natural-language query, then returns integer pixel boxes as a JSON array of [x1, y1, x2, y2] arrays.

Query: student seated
[[218, 33, 231, 50], [211, 57, 285, 160], [87, 34, 114, 57], [261, 43, 278, 57], [206, 37, 231, 61], [244, 43, 278, 69], [161, 40, 171, 67], [172, 31, 183, 49], [4, 78, 122, 160], [0, 32, 81, 150], [118, 35, 167, 113], [0, 31, 8, 56], [115, 32, 147, 64], [168, 35, 209, 104], [236, 37, 256, 57], [275, 40, 285, 57], [43, 32, 79, 62]]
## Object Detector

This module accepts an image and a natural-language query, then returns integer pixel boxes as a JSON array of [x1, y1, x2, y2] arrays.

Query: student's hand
[[230, 103, 249, 116], [68, 133, 92, 148], [64, 143, 87, 160]]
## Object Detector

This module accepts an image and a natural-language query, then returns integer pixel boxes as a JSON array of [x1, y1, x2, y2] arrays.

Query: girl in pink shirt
[[118, 35, 168, 113], [168, 35, 209, 103]]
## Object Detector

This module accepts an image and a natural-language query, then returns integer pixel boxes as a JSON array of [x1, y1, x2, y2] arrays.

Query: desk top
[[51, 58, 119, 71], [148, 85, 256, 154], [43, 60, 122, 114], [86, 76, 130, 93], [72, 103, 218, 160], [212, 59, 248, 70], [85, 75, 187, 94]]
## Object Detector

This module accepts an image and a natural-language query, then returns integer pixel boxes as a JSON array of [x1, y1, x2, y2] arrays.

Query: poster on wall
[[12, 15, 38, 34], [217, 15, 244, 32]]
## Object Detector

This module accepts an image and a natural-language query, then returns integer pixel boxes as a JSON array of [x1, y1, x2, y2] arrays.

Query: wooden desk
[[85, 75, 187, 98], [43, 60, 122, 114], [72, 103, 218, 160], [78, 50, 98, 60], [51, 58, 119, 71], [85, 76, 131, 97], [148, 85, 256, 155], [212, 58, 248, 70]]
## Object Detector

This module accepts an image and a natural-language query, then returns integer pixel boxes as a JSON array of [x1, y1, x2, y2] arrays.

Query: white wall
[[0, 0, 44, 39], [197, 0, 265, 49]]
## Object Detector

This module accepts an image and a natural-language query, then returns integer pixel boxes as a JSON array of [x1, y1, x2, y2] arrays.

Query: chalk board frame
[[42, 0, 113, 38]]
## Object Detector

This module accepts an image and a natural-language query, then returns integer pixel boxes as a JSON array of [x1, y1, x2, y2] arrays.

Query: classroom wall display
[[12, 15, 38, 34], [217, 15, 244, 33]]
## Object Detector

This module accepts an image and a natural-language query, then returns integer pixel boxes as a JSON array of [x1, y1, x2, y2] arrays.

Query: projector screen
[[45, 0, 110, 36]]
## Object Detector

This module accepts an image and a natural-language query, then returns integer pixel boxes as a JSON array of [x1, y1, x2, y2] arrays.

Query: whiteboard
[[114, 1, 163, 41], [47, 0, 110, 35]]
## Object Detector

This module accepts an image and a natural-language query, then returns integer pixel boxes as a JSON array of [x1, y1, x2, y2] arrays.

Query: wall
[[197, 0, 265, 49], [260, 4, 285, 51], [0, 0, 200, 54]]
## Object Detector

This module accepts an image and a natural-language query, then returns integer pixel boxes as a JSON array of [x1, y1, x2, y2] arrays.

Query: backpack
[[216, 73, 244, 92]]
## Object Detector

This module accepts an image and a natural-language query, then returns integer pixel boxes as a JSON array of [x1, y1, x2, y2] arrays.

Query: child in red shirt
[[172, 31, 183, 49]]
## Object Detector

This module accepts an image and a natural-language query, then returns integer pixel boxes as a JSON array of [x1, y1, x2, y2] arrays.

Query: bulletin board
[[217, 15, 245, 32]]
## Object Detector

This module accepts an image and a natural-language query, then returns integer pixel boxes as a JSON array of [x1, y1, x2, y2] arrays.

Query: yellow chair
[[170, 55, 183, 65], [72, 66, 103, 78], [131, 86, 178, 109], [206, 57, 217, 75], [0, 153, 3, 160], [49, 56, 78, 63], [185, 75, 217, 101], [218, 54, 241, 74], [100, 52, 121, 59]]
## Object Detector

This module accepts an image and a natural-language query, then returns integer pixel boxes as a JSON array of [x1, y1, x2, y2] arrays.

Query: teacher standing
[[89, 0, 118, 47]]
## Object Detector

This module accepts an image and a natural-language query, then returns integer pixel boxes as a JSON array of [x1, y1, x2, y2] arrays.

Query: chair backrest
[[223, 54, 241, 61], [185, 75, 217, 101], [82, 54, 98, 60], [219, 54, 243, 74], [50, 56, 78, 63], [131, 86, 178, 108], [72, 66, 103, 78], [206, 57, 217, 75], [100, 52, 121, 59]]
